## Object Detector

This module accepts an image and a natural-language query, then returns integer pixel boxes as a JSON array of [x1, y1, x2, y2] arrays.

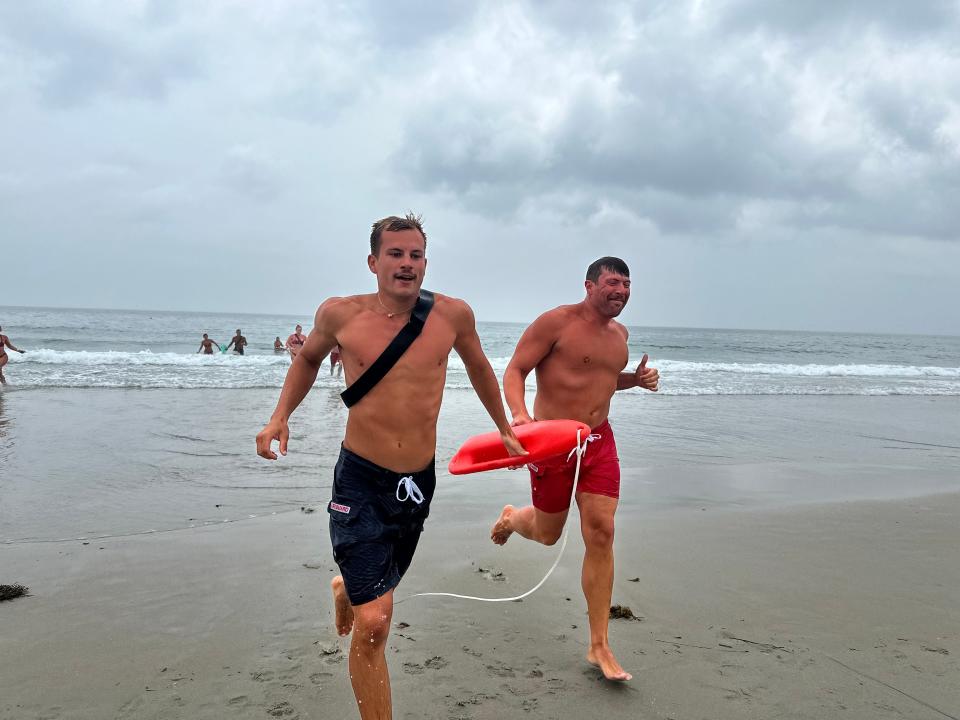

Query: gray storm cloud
[[394, 2, 960, 240]]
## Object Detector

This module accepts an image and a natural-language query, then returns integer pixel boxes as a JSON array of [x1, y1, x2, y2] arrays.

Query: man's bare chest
[[551, 327, 628, 375], [339, 315, 456, 372]]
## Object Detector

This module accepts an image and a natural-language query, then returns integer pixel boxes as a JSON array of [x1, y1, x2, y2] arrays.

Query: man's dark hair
[[370, 213, 427, 256], [586, 256, 630, 283]]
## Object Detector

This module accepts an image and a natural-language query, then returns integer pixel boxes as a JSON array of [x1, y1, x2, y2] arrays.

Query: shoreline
[[3, 490, 958, 720]]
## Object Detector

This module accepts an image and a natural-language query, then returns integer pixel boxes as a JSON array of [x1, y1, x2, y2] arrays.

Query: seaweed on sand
[[0, 584, 29, 602], [609, 604, 642, 621]]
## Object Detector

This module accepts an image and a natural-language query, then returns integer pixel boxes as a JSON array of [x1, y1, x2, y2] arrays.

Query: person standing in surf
[[0, 326, 26, 385], [226, 329, 247, 355], [196, 333, 220, 354], [329, 344, 343, 377], [256, 214, 524, 720], [489, 256, 659, 682], [285, 324, 306, 357]]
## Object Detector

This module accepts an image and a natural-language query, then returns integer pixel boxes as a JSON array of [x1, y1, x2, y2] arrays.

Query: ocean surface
[[1, 305, 959, 395], [1, 305, 958, 545]]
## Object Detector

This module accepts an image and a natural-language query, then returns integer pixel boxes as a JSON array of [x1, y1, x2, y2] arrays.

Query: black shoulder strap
[[340, 290, 436, 408]]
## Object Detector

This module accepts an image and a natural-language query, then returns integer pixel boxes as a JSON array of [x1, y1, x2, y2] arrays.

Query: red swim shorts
[[528, 419, 620, 513]]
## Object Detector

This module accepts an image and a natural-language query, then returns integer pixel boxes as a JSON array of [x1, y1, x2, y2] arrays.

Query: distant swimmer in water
[[274, 337, 284, 352], [197, 333, 221, 354], [226, 329, 248, 355], [0, 325, 26, 385], [329, 344, 342, 377], [285, 324, 306, 358]]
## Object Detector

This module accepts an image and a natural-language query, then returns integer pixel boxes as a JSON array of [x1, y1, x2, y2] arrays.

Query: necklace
[[377, 292, 417, 318]]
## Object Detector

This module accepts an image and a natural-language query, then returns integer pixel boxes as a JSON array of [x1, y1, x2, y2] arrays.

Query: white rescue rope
[[398, 428, 597, 605]]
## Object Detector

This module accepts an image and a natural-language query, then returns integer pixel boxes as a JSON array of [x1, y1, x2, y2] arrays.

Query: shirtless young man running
[[490, 256, 659, 682], [256, 214, 524, 720], [0, 326, 26, 385]]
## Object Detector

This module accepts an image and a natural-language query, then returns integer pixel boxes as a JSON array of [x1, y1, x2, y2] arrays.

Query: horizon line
[[0, 303, 957, 340]]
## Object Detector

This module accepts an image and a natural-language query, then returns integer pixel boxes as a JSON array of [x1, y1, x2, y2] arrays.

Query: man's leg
[[491, 505, 568, 546], [343, 587, 395, 720], [331, 576, 354, 636], [577, 492, 631, 681]]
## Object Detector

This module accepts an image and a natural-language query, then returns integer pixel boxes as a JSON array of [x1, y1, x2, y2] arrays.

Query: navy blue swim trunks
[[327, 446, 436, 606]]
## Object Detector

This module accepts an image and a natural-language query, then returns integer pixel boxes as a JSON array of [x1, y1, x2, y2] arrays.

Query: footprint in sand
[[424, 656, 449, 669], [227, 696, 249, 707], [318, 644, 343, 664], [277, 665, 302, 680], [118, 698, 143, 714], [267, 701, 297, 717], [476, 566, 507, 582], [309, 672, 333, 685], [453, 693, 496, 708], [485, 663, 516, 678], [403, 662, 425, 674], [462, 646, 483, 658], [250, 670, 275, 682]]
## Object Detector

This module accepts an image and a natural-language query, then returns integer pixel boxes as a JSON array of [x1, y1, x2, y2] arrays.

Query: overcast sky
[[2, 1, 959, 334]]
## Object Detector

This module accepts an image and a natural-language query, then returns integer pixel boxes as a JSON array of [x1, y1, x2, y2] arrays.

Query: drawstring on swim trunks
[[398, 428, 587, 605], [566, 432, 601, 463], [396, 475, 424, 505]]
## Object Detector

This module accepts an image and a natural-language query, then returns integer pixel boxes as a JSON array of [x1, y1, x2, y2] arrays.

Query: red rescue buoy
[[448, 419, 591, 475]]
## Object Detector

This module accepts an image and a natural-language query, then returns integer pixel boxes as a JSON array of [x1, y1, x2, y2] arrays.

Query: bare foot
[[331, 576, 354, 636], [587, 645, 632, 681], [490, 505, 515, 545]]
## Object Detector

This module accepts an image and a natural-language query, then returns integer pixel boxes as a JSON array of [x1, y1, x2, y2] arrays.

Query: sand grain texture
[[2, 494, 959, 719]]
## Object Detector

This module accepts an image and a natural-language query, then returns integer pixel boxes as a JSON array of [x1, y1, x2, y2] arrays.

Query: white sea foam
[[654, 359, 960, 378], [7, 349, 959, 394], [20, 348, 291, 367]]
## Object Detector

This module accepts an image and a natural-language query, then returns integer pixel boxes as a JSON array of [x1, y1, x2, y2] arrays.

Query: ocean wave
[[17, 348, 292, 367], [15, 350, 959, 379], [7, 380, 960, 395], [5, 349, 958, 394], [655, 360, 960, 378]]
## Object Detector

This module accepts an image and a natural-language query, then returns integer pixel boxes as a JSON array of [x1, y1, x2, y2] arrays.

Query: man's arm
[[503, 311, 564, 424], [451, 300, 525, 456], [256, 301, 342, 459], [3, 336, 24, 353], [226, 339, 236, 350]]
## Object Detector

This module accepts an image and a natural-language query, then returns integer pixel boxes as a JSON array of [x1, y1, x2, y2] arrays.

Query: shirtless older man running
[[256, 214, 523, 720], [490, 256, 659, 682]]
